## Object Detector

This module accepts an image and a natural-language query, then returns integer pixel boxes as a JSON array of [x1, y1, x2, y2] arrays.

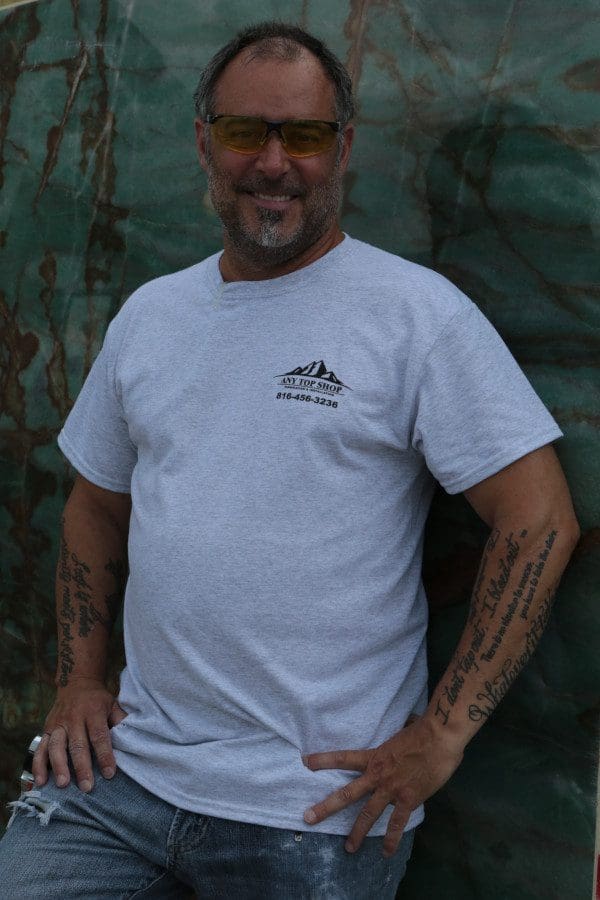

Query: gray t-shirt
[[58, 236, 562, 835]]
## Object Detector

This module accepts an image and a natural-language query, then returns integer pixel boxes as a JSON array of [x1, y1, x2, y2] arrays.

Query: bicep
[[66, 474, 132, 540], [463, 445, 578, 532]]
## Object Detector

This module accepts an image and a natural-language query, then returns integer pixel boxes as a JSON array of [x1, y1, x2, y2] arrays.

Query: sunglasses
[[205, 115, 342, 158]]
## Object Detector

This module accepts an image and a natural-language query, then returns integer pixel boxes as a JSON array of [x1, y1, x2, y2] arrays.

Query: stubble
[[205, 147, 344, 268]]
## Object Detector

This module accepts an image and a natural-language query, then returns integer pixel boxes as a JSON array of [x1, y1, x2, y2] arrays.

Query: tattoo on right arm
[[57, 529, 76, 687], [56, 519, 127, 687]]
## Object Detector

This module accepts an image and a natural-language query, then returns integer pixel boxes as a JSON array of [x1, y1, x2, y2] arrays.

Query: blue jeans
[[0, 765, 414, 898]]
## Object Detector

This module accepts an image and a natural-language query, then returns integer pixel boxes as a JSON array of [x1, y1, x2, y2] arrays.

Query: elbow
[[549, 508, 581, 561], [563, 513, 581, 554]]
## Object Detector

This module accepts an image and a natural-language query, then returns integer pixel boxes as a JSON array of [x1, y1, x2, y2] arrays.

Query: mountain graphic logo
[[278, 360, 350, 388]]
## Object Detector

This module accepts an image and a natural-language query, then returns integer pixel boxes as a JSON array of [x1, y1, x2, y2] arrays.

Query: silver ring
[[29, 735, 43, 754], [20, 734, 44, 793]]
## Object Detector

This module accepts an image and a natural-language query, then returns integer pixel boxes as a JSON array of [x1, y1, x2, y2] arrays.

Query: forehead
[[213, 48, 337, 120]]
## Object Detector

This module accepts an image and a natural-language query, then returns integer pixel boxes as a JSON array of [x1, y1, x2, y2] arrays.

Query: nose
[[254, 132, 292, 178]]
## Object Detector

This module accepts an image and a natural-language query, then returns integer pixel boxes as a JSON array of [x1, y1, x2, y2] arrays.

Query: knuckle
[[396, 788, 416, 808], [47, 748, 65, 767], [68, 739, 87, 757], [365, 774, 379, 791], [95, 749, 113, 767], [370, 758, 384, 778], [358, 807, 374, 822], [336, 786, 354, 804], [89, 727, 110, 743]]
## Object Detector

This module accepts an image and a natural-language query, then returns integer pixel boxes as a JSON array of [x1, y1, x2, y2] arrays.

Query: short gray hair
[[194, 21, 355, 124]]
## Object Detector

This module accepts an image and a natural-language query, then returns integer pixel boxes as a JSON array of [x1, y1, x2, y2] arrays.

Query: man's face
[[195, 49, 353, 269]]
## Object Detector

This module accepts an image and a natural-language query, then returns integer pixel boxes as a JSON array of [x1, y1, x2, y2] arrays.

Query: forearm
[[56, 492, 128, 688], [302, 449, 579, 853], [425, 515, 579, 749]]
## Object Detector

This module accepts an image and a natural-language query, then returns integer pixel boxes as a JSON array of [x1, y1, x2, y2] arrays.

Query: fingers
[[37, 716, 117, 792], [381, 804, 410, 858], [45, 725, 73, 788], [88, 718, 116, 780], [303, 772, 411, 858], [303, 748, 370, 772], [344, 794, 390, 853], [304, 773, 371, 825], [49, 725, 95, 792]]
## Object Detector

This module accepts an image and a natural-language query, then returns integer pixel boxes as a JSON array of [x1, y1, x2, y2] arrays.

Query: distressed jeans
[[0, 765, 414, 899]]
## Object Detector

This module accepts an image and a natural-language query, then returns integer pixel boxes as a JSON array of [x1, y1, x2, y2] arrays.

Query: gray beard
[[255, 209, 291, 249], [206, 169, 343, 269]]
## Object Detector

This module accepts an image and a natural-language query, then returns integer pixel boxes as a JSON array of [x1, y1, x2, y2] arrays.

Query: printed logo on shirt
[[275, 360, 350, 410]]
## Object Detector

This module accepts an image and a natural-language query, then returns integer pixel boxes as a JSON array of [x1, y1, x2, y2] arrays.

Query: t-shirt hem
[[442, 427, 563, 495], [113, 752, 424, 836], [58, 431, 132, 493]]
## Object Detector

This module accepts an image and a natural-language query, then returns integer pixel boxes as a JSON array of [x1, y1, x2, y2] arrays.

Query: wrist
[[54, 674, 107, 690], [420, 704, 472, 756]]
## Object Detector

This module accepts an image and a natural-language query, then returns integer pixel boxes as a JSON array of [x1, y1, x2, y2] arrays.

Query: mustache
[[234, 177, 307, 197]]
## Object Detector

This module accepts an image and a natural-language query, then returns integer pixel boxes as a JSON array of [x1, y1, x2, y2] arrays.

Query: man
[[0, 21, 579, 899]]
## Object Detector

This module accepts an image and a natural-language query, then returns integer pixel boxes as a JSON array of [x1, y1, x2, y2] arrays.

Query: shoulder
[[120, 254, 219, 316], [94, 253, 220, 365], [339, 236, 472, 331], [104, 253, 220, 340]]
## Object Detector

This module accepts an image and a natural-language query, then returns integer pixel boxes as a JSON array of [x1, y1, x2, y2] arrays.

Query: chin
[[242, 218, 305, 252]]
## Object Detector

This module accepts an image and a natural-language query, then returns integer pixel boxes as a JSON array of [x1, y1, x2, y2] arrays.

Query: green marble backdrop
[[0, 0, 598, 896]]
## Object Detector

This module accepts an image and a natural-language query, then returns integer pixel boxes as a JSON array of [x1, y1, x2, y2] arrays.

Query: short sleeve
[[58, 319, 137, 492], [411, 302, 563, 494]]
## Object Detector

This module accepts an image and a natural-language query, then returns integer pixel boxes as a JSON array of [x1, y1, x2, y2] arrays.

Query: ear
[[338, 123, 355, 174], [195, 118, 209, 171]]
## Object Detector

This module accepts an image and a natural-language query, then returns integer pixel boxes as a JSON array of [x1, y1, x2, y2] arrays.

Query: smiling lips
[[235, 176, 305, 206], [248, 190, 299, 210], [254, 192, 294, 202]]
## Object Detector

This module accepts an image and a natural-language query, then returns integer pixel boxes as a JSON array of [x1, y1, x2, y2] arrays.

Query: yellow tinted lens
[[214, 117, 265, 152], [281, 121, 336, 157]]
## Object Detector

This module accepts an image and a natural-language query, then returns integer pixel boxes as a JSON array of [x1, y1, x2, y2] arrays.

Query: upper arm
[[66, 474, 132, 542], [463, 445, 579, 539]]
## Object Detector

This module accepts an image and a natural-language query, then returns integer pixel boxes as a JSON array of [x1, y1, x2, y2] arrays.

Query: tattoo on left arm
[[433, 528, 559, 728], [467, 587, 555, 723]]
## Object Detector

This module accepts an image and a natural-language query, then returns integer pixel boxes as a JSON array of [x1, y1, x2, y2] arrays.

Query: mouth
[[244, 190, 300, 211]]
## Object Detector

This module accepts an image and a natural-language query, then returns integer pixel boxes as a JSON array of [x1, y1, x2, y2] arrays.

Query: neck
[[218, 224, 345, 282]]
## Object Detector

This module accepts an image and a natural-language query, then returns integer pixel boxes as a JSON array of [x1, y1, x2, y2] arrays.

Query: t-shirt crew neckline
[[206, 233, 354, 301]]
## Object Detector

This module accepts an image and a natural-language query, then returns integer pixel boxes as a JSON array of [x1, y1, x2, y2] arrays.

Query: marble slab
[[0, 1, 598, 896]]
